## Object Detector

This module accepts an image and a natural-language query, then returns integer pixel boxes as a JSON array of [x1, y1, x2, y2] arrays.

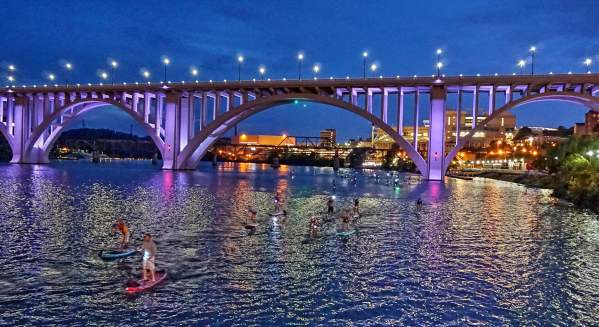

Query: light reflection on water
[[0, 161, 598, 325]]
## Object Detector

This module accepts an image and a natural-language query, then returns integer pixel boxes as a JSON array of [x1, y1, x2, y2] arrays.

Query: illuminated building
[[573, 110, 599, 136], [231, 134, 295, 146], [319, 129, 336, 147]]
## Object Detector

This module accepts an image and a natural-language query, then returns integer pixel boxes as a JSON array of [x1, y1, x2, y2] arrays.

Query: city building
[[573, 110, 599, 136], [319, 129, 337, 147], [230, 134, 296, 146]]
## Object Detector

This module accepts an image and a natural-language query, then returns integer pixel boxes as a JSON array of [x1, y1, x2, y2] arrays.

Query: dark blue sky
[[1, 0, 598, 139]]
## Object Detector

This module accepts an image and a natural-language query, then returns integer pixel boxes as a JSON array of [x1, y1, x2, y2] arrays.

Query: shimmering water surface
[[0, 161, 598, 326]]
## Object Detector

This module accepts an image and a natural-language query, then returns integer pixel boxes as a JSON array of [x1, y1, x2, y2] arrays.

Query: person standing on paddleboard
[[112, 218, 130, 249], [140, 234, 157, 282], [327, 197, 335, 214]]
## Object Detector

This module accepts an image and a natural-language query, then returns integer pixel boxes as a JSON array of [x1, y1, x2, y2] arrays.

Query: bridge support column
[[10, 96, 50, 164], [426, 85, 446, 181], [162, 94, 182, 169]]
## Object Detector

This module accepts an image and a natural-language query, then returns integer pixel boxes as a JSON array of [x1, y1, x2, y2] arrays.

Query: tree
[[514, 126, 533, 140]]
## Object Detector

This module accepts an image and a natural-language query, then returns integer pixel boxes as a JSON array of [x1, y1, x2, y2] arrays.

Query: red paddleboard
[[125, 271, 167, 293]]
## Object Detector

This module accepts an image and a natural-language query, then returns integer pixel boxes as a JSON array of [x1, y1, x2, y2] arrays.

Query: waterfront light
[[584, 58, 592, 73]]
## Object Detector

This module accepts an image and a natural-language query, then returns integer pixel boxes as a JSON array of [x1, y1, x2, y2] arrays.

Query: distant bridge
[[1, 74, 598, 180]]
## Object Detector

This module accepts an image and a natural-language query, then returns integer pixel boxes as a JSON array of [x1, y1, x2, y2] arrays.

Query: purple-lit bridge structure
[[1, 74, 598, 180]]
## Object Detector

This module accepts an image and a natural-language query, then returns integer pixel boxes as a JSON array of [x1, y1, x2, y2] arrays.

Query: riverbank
[[472, 171, 559, 189]]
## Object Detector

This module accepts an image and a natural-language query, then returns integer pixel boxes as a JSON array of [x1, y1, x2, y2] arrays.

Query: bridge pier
[[425, 85, 446, 181]]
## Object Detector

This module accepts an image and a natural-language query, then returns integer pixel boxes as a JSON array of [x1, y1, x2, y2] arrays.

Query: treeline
[[52, 128, 159, 159], [535, 136, 599, 209]]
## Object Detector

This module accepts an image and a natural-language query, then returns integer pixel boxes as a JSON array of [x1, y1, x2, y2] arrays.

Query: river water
[[0, 161, 597, 326]]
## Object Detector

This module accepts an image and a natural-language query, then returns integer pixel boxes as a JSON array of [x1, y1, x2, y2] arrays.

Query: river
[[0, 161, 597, 325]]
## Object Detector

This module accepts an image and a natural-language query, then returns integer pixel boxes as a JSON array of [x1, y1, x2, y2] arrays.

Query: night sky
[[1, 0, 598, 140]]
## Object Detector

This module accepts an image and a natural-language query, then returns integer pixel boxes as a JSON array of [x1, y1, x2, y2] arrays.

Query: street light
[[100, 71, 108, 82], [259, 65, 266, 80], [517, 59, 526, 75], [48, 73, 56, 82], [362, 51, 368, 79], [110, 59, 118, 85], [237, 55, 244, 81], [141, 69, 151, 80], [312, 63, 320, 78], [435, 49, 443, 78], [191, 67, 199, 77], [162, 57, 170, 84], [370, 63, 378, 77], [8, 64, 16, 72], [7, 75, 15, 83], [64, 62, 73, 86], [297, 52, 304, 80], [584, 58, 592, 73], [529, 46, 536, 75]]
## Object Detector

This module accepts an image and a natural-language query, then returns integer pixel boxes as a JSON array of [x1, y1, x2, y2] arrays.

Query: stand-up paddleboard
[[99, 249, 138, 261], [125, 271, 167, 293], [336, 229, 356, 236], [270, 212, 284, 217]]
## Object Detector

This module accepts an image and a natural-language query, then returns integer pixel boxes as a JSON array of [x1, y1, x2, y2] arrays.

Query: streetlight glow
[[362, 51, 368, 58], [8, 64, 16, 71], [110, 60, 118, 68], [436, 62, 443, 69], [142, 70, 150, 78], [100, 72, 108, 80], [48, 73, 55, 81], [191, 68, 198, 76], [312, 64, 320, 73], [7, 76, 15, 82], [237, 55, 244, 63], [163, 57, 170, 65], [370, 63, 378, 72], [297, 53, 304, 61], [65, 62, 72, 70], [436, 49, 443, 55]]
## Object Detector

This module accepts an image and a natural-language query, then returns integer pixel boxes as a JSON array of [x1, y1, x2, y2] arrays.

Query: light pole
[[529, 46, 536, 75], [110, 60, 118, 85], [162, 57, 170, 84], [435, 49, 442, 78], [312, 64, 320, 79], [142, 69, 151, 81], [584, 58, 592, 74], [297, 53, 304, 80], [259, 66, 266, 80], [370, 63, 378, 77], [362, 51, 368, 79], [518, 59, 526, 75], [237, 55, 244, 81], [64, 62, 73, 86], [436, 62, 443, 78]]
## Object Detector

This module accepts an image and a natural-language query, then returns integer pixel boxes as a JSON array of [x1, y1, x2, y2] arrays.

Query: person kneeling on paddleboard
[[112, 218, 130, 249], [139, 233, 157, 282]]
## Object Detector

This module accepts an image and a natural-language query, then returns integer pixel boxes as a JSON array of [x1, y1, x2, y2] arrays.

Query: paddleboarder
[[139, 233, 157, 282], [327, 197, 335, 214], [111, 218, 130, 249]]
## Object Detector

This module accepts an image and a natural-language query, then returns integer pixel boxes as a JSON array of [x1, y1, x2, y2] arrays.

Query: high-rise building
[[320, 129, 336, 147]]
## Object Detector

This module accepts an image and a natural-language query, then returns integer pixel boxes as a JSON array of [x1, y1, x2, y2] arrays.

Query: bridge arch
[[445, 91, 599, 174], [23, 99, 165, 163], [177, 92, 427, 174]]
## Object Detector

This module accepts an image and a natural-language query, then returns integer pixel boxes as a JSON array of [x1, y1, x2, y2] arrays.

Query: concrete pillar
[[488, 86, 495, 116], [398, 89, 404, 136], [201, 92, 208, 129], [179, 95, 190, 150], [188, 94, 195, 138], [162, 93, 181, 169], [143, 92, 151, 123], [427, 85, 446, 181], [381, 89, 388, 124], [366, 89, 372, 114], [413, 90, 419, 149], [456, 89, 462, 146], [472, 86, 478, 129], [156, 94, 163, 138]]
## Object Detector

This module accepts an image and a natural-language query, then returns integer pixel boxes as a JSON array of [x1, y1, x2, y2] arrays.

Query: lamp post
[[529, 46, 536, 75], [162, 57, 170, 84], [297, 53, 304, 80], [518, 59, 526, 75], [312, 64, 320, 79], [259, 66, 266, 80], [237, 55, 244, 81], [110, 60, 118, 85], [64, 62, 72, 86], [584, 58, 592, 74], [370, 63, 378, 77], [362, 51, 368, 79], [435, 49, 442, 78]]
